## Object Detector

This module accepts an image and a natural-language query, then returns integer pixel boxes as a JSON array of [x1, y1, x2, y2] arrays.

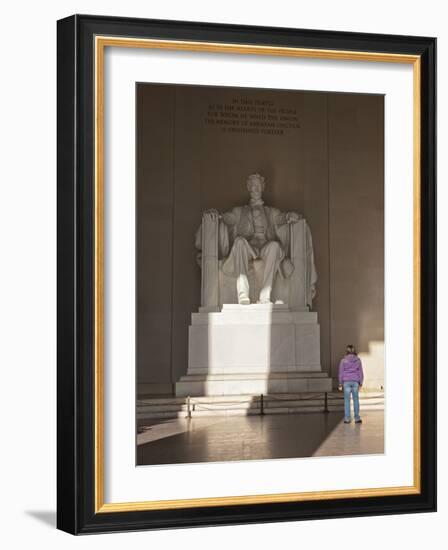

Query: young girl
[[338, 345, 364, 424]]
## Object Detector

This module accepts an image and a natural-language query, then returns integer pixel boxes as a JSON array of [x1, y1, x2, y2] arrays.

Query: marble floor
[[137, 410, 384, 466]]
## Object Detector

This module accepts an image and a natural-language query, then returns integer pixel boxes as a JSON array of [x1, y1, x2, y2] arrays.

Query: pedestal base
[[175, 372, 332, 397], [176, 304, 332, 396]]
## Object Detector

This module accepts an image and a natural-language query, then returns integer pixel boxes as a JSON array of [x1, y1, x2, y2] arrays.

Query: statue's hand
[[203, 208, 220, 222], [311, 285, 317, 300], [286, 211, 302, 223]]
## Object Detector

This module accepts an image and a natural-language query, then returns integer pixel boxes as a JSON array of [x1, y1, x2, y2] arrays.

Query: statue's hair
[[246, 173, 266, 190]]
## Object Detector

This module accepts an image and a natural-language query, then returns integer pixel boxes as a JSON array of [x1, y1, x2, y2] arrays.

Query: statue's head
[[246, 173, 265, 200]]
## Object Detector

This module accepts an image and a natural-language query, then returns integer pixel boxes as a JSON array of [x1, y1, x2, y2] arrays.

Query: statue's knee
[[233, 236, 247, 248], [266, 241, 281, 253]]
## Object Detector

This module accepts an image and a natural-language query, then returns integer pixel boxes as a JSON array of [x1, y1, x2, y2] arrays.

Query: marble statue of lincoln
[[201, 173, 307, 305]]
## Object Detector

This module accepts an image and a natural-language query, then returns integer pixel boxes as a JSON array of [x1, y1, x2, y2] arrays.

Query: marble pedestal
[[175, 304, 332, 396]]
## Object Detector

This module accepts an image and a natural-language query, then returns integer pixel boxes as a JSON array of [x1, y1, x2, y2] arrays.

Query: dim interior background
[[137, 84, 384, 395]]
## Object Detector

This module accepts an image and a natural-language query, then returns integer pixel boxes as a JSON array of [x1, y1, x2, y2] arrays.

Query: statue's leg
[[237, 275, 250, 305], [259, 241, 282, 303], [230, 236, 253, 305]]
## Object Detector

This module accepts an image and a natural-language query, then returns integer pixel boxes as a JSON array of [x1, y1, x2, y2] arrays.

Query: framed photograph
[[57, 14, 436, 534]]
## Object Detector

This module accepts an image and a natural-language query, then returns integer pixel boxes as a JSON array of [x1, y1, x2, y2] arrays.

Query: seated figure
[[195, 173, 317, 309]]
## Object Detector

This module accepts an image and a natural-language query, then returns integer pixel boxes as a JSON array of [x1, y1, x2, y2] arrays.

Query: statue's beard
[[249, 197, 264, 207]]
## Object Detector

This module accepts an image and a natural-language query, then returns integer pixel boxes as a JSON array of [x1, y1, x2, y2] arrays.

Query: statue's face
[[247, 178, 263, 200]]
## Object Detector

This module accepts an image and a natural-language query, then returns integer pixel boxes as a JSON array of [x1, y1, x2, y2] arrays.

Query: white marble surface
[[193, 304, 317, 325], [176, 304, 331, 396], [188, 306, 321, 371], [175, 372, 332, 396]]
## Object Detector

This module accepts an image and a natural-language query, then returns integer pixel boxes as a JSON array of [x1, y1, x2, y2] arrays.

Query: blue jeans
[[343, 381, 360, 421]]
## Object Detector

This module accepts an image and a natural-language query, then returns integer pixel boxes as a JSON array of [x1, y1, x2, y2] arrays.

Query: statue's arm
[[219, 208, 240, 257], [274, 208, 302, 225], [222, 208, 237, 226], [202, 207, 237, 226], [197, 208, 233, 260], [273, 208, 287, 225]]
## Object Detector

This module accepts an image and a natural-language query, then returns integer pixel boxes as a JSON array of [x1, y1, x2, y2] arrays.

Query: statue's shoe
[[238, 295, 250, 305], [257, 299, 273, 305]]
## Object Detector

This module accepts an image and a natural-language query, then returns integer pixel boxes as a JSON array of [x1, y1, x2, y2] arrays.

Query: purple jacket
[[338, 354, 364, 385]]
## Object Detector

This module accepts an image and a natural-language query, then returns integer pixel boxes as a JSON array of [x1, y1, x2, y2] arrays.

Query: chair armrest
[[200, 212, 220, 308]]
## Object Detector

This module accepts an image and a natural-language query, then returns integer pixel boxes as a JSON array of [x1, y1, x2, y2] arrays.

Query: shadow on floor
[[136, 410, 362, 466]]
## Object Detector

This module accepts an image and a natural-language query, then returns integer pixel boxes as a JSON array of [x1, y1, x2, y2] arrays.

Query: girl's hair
[[346, 344, 357, 354]]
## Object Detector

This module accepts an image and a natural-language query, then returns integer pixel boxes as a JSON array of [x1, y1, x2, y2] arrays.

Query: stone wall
[[136, 84, 384, 394]]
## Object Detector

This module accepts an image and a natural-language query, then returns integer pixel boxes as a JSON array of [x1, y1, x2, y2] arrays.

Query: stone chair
[[198, 214, 317, 312]]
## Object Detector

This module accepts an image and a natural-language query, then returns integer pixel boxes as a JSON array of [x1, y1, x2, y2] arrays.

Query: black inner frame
[[57, 14, 436, 535]]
